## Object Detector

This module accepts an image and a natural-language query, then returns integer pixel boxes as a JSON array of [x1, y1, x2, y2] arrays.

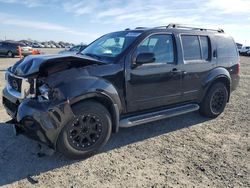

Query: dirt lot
[[0, 49, 249, 188]]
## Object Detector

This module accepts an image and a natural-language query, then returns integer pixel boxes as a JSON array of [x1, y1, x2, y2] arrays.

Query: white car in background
[[50, 44, 57, 48], [65, 45, 74, 50], [239, 46, 250, 55]]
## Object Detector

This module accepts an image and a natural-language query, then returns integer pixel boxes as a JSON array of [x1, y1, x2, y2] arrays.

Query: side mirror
[[136, 53, 155, 65]]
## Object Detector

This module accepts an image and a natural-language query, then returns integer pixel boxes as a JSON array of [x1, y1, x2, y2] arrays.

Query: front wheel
[[57, 100, 112, 159], [200, 82, 228, 118]]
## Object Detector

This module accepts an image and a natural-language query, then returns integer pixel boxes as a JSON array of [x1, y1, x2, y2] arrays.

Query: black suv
[[2, 24, 240, 159]]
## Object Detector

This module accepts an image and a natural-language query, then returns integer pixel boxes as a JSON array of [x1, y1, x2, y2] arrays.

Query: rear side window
[[200, 36, 210, 60], [216, 35, 237, 57], [181, 35, 201, 61], [181, 35, 211, 62]]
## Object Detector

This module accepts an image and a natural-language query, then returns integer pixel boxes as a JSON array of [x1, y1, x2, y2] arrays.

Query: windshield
[[80, 31, 141, 61]]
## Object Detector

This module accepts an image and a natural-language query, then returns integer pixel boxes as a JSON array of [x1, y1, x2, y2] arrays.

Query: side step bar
[[119, 104, 199, 128]]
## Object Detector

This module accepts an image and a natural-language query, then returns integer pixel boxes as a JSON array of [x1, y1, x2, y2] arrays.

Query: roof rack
[[165, 23, 224, 33], [134, 27, 149, 30]]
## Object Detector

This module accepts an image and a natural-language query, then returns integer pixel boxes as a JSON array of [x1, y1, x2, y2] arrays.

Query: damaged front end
[[2, 54, 103, 148], [16, 99, 75, 148]]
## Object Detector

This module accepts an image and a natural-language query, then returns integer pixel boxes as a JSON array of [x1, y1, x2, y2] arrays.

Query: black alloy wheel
[[200, 82, 228, 118], [210, 88, 226, 115], [57, 100, 112, 159], [67, 114, 103, 150]]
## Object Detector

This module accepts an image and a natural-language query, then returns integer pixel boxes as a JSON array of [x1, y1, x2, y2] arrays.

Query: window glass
[[81, 31, 141, 60], [181, 35, 201, 61], [216, 35, 237, 57], [136, 34, 174, 64], [200, 36, 209, 60]]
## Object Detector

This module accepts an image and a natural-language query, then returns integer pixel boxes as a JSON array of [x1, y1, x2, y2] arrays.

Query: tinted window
[[216, 35, 237, 57], [81, 31, 141, 61], [181, 35, 201, 61], [200, 36, 210, 60], [136, 34, 174, 64]]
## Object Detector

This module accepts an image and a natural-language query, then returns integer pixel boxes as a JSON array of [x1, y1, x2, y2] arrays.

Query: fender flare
[[200, 67, 231, 103], [68, 92, 121, 133]]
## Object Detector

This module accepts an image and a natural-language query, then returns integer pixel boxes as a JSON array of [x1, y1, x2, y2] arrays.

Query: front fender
[[57, 77, 122, 112], [46, 68, 123, 112]]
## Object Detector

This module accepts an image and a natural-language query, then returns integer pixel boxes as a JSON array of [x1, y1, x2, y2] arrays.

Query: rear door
[[180, 34, 215, 101], [126, 33, 183, 112]]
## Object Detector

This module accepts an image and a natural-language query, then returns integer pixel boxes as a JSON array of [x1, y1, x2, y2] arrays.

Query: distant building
[[236, 43, 243, 49]]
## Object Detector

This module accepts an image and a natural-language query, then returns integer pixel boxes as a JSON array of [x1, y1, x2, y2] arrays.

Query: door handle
[[170, 68, 182, 73], [171, 68, 179, 72], [171, 68, 187, 75]]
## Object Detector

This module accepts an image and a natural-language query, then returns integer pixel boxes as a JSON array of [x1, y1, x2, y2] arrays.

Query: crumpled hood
[[10, 54, 102, 77]]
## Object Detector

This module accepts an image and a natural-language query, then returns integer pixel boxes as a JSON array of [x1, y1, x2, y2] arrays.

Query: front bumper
[[3, 87, 75, 148]]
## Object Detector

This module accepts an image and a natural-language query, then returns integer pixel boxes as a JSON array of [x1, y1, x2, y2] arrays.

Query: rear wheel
[[57, 100, 112, 159], [200, 82, 228, 118]]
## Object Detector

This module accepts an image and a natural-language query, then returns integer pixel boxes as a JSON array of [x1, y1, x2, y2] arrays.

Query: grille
[[8, 75, 22, 92]]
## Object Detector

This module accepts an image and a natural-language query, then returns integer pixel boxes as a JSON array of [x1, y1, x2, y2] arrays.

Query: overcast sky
[[0, 0, 249, 45]]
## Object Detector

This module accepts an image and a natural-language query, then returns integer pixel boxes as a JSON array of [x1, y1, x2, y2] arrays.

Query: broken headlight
[[38, 84, 50, 100]]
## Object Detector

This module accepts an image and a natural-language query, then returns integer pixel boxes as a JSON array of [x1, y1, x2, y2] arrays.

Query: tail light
[[236, 62, 240, 75]]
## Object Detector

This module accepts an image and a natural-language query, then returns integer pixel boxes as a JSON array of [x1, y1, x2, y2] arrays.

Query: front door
[[126, 33, 182, 112]]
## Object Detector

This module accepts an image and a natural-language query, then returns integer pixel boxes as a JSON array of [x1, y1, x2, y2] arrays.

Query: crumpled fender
[[17, 99, 75, 147], [46, 68, 123, 112]]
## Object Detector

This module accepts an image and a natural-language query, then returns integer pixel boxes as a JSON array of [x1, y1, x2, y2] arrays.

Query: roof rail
[[166, 23, 224, 33], [135, 27, 148, 30]]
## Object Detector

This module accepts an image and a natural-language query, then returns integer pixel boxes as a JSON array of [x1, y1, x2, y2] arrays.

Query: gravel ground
[[0, 49, 249, 188]]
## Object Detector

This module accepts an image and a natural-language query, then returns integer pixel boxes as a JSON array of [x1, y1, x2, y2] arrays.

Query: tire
[[57, 100, 112, 159], [200, 82, 228, 118], [7, 51, 14, 58]]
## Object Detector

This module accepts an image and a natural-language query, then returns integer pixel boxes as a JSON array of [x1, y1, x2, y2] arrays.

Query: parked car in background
[[58, 44, 87, 55], [42, 43, 52, 48], [239, 46, 250, 55], [65, 45, 74, 50], [58, 42, 66, 48], [54, 43, 62, 48], [50, 44, 57, 48], [0, 41, 33, 57], [2, 24, 240, 159], [246, 50, 250, 56], [32, 43, 44, 48]]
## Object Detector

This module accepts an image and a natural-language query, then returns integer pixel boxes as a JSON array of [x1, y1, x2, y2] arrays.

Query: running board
[[119, 104, 199, 128]]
